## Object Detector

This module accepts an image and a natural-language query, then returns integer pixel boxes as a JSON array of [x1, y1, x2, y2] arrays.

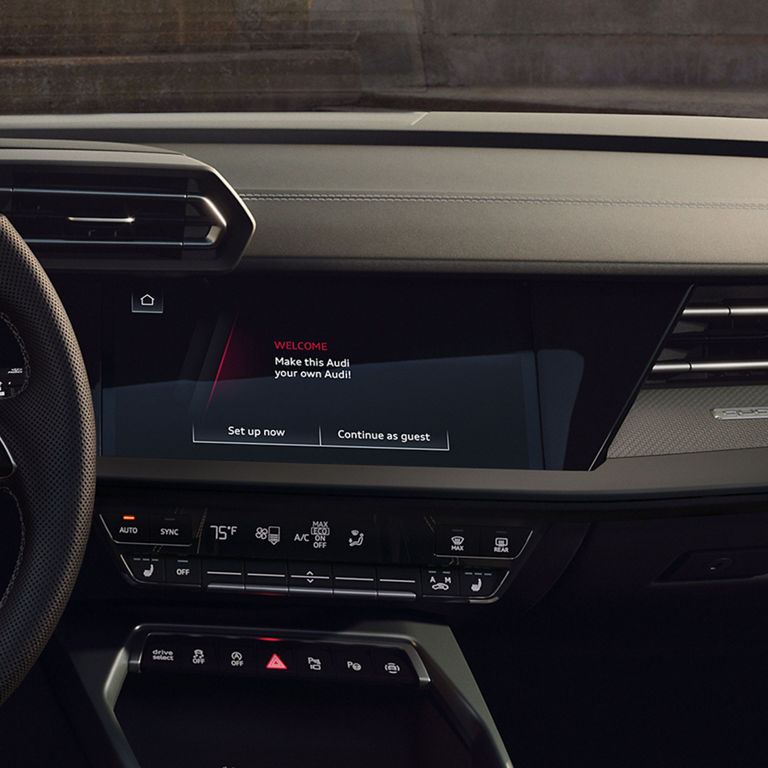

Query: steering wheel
[[0, 216, 96, 705]]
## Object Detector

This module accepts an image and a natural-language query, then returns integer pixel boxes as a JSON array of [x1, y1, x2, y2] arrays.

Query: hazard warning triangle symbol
[[266, 653, 288, 670]]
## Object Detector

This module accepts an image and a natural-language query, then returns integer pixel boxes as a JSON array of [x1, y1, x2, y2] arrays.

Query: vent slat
[[649, 289, 768, 385], [0, 179, 225, 256]]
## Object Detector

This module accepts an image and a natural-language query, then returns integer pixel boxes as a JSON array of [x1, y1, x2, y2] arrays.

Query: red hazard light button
[[266, 652, 288, 670]]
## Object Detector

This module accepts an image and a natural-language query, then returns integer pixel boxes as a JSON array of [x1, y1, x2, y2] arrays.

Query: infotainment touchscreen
[[102, 275, 543, 469]]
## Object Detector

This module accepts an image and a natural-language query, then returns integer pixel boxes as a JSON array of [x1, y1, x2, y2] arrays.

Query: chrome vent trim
[[2, 185, 226, 251], [648, 288, 768, 385]]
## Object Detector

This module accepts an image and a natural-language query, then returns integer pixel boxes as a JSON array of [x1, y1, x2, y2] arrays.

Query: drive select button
[[141, 635, 184, 672]]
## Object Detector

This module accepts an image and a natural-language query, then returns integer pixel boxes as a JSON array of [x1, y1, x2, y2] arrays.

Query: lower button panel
[[138, 632, 426, 688]]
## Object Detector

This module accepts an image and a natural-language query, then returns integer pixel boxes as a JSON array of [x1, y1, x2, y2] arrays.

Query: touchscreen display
[[102, 275, 542, 469]]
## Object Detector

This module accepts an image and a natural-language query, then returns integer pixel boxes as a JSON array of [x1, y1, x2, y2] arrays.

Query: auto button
[[100, 511, 151, 545]]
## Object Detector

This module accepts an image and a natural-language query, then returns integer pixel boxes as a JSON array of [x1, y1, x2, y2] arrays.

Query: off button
[[164, 556, 201, 586]]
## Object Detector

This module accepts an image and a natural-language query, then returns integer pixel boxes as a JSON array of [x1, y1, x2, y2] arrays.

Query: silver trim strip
[[682, 305, 768, 317], [652, 360, 768, 374], [25, 237, 214, 248], [67, 216, 136, 224], [682, 307, 730, 317], [731, 306, 768, 316]]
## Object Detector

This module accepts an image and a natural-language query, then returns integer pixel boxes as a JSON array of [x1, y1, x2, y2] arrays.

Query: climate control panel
[[98, 495, 535, 604]]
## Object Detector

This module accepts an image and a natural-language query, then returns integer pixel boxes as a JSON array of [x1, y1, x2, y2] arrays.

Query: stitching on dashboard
[[239, 192, 768, 210]]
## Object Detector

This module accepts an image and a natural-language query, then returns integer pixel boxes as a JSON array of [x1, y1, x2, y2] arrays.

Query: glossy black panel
[[532, 281, 689, 469]]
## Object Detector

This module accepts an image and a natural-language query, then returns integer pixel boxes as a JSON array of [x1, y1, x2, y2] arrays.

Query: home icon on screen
[[131, 290, 164, 314]]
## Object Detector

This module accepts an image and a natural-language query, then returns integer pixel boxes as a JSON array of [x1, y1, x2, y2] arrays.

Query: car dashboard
[[3, 111, 768, 768]]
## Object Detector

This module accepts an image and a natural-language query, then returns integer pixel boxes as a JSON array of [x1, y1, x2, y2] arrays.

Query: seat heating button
[[459, 569, 505, 598], [125, 555, 164, 583]]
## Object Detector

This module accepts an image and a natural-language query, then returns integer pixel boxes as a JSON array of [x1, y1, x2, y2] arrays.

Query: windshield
[[2, 1, 762, 116]]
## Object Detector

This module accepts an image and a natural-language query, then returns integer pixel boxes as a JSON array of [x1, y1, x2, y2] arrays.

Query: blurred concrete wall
[[418, 0, 768, 88], [2, 0, 768, 112]]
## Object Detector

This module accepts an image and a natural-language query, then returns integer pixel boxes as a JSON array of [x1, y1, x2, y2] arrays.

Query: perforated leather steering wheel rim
[[0, 215, 96, 705]]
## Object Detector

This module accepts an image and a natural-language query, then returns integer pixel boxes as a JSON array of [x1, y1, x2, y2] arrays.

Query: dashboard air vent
[[1, 171, 225, 259], [648, 286, 768, 385], [0, 147, 255, 272]]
